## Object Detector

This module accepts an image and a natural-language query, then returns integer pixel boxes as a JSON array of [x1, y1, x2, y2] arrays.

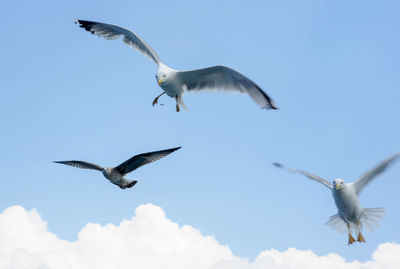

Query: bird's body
[[273, 152, 400, 245], [75, 20, 277, 111], [54, 147, 181, 189], [332, 182, 362, 225], [102, 167, 136, 189]]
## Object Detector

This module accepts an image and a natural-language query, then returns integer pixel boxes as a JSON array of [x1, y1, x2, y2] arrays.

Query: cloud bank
[[0, 205, 399, 269]]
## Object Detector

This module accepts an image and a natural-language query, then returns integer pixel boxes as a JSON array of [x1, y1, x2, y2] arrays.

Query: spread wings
[[353, 152, 400, 195], [53, 160, 103, 171], [178, 65, 277, 109], [114, 147, 181, 175], [272, 162, 333, 189], [75, 20, 160, 65]]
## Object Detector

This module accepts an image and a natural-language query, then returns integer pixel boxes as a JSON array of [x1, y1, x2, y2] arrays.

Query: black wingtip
[[74, 19, 96, 34], [169, 146, 182, 151]]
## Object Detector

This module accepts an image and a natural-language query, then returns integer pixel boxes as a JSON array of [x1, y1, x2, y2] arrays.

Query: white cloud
[[0, 205, 399, 269]]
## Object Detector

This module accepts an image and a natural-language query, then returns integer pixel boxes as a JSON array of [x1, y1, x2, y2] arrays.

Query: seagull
[[54, 147, 181, 189], [273, 152, 400, 245], [75, 20, 278, 112]]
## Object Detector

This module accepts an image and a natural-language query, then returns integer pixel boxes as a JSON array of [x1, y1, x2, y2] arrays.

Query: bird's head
[[333, 178, 345, 190], [156, 63, 175, 86], [102, 167, 112, 174], [156, 71, 167, 86]]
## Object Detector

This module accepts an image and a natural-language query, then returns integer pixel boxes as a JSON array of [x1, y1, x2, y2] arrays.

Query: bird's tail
[[326, 214, 347, 234], [360, 208, 385, 232], [326, 208, 385, 234], [122, 180, 138, 189]]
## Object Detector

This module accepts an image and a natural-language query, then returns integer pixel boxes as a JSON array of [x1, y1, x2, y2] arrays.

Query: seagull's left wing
[[178, 66, 277, 109], [272, 162, 333, 189], [114, 147, 181, 175], [353, 152, 400, 195]]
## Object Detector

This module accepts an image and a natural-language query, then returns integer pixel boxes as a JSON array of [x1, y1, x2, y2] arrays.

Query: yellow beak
[[158, 79, 162, 85], [335, 184, 340, 190]]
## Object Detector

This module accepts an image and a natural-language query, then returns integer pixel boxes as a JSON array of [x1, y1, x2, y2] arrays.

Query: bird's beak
[[335, 184, 340, 190], [158, 79, 162, 85]]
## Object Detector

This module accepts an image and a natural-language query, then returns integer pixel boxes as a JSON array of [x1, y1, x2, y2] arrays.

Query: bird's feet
[[152, 92, 165, 106], [348, 233, 356, 245], [357, 232, 366, 243], [176, 103, 180, 112]]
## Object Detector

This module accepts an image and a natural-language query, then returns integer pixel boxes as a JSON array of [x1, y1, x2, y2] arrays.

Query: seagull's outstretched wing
[[178, 66, 277, 110], [53, 160, 103, 171], [114, 147, 181, 175], [272, 162, 333, 189], [75, 20, 160, 65], [353, 152, 400, 195]]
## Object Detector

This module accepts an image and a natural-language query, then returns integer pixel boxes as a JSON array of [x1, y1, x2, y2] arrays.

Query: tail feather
[[361, 208, 385, 232], [326, 208, 385, 234], [121, 180, 138, 189], [326, 214, 347, 234]]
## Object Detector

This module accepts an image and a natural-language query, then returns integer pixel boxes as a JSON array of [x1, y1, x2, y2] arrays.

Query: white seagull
[[54, 147, 181, 189], [75, 20, 277, 112], [273, 152, 400, 245]]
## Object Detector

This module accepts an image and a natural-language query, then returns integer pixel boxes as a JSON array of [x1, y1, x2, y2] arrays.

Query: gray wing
[[53, 160, 103, 171], [353, 152, 400, 195], [75, 20, 160, 65], [178, 65, 277, 110], [114, 147, 181, 175], [272, 162, 333, 189]]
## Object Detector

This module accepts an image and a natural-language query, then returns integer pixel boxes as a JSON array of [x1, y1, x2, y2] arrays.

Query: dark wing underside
[[114, 147, 181, 175], [53, 160, 103, 171]]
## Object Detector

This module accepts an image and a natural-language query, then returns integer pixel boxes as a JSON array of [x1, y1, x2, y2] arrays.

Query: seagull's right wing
[[75, 20, 160, 65], [115, 147, 181, 175], [272, 162, 333, 189], [353, 152, 400, 196], [178, 65, 277, 110], [53, 161, 103, 171]]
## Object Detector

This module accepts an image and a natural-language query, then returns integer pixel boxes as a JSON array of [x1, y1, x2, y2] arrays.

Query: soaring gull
[[273, 152, 400, 245], [75, 20, 278, 112], [54, 147, 181, 189]]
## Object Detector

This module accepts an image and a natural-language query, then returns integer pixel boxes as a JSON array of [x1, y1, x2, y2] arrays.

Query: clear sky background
[[1, 0, 400, 265]]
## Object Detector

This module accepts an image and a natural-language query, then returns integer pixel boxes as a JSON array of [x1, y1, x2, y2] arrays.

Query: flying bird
[[273, 152, 400, 245], [75, 20, 277, 112], [54, 147, 181, 189]]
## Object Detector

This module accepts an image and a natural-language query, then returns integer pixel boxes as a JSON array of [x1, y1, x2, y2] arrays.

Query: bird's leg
[[347, 223, 356, 245], [356, 224, 366, 243], [152, 92, 165, 106], [175, 96, 180, 112], [357, 232, 366, 243]]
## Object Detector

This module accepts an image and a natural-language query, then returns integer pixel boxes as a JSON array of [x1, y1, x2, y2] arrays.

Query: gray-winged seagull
[[75, 20, 277, 112], [54, 147, 181, 189], [273, 152, 400, 245]]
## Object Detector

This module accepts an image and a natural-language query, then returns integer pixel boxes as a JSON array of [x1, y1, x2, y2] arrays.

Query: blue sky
[[1, 0, 400, 265]]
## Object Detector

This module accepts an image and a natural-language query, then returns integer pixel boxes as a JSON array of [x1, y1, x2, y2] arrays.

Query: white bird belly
[[160, 81, 184, 98], [333, 188, 362, 223]]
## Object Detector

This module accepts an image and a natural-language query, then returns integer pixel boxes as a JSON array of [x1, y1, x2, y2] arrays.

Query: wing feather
[[53, 160, 103, 171], [353, 152, 400, 195], [115, 147, 181, 175], [75, 20, 160, 65], [178, 66, 277, 109], [272, 162, 332, 189]]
